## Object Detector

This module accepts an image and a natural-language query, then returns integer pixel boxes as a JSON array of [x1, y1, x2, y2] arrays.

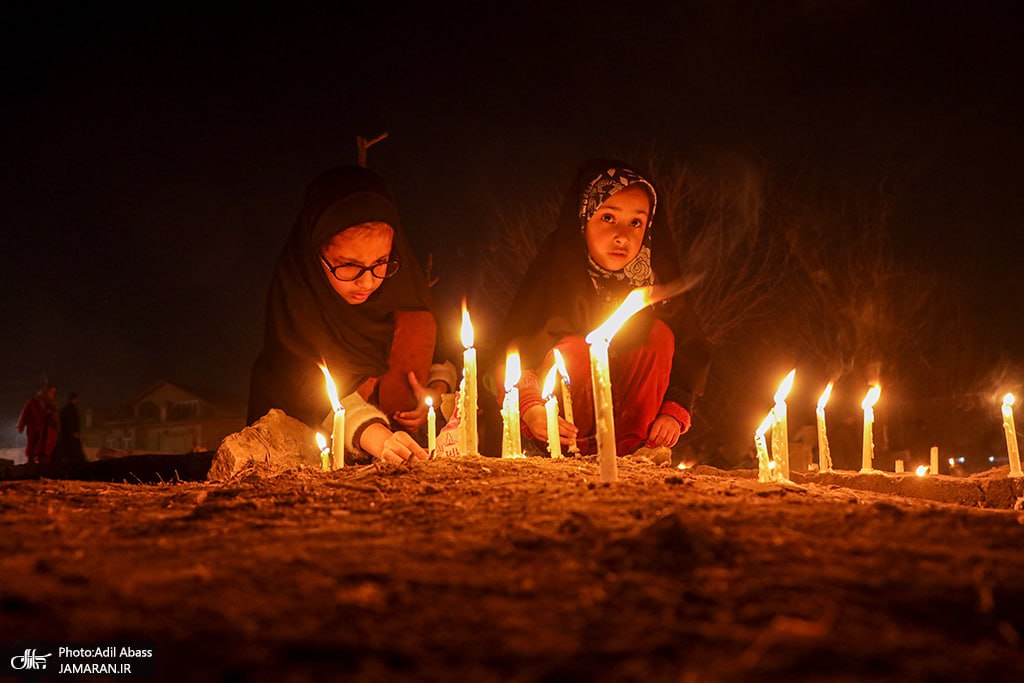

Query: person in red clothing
[[17, 382, 60, 465], [494, 160, 711, 456]]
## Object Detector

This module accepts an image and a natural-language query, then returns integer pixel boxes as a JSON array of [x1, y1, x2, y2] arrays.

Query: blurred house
[[82, 380, 245, 454]]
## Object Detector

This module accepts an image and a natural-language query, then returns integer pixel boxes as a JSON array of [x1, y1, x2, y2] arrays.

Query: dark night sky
[[2, 2, 1022, 444]]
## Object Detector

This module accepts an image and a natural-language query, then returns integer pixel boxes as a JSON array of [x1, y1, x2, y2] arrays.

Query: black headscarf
[[247, 167, 432, 426], [494, 159, 711, 412]]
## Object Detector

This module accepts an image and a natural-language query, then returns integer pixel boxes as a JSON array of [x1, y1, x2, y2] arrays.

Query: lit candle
[[916, 464, 928, 477], [755, 412, 775, 483], [771, 370, 795, 480], [585, 287, 655, 483], [459, 303, 479, 456], [319, 364, 346, 470], [930, 445, 939, 475], [860, 385, 881, 473], [426, 396, 436, 456], [315, 432, 330, 472], [552, 349, 578, 455], [816, 382, 833, 473], [501, 352, 524, 459], [1002, 393, 1023, 478], [542, 366, 562, 459]]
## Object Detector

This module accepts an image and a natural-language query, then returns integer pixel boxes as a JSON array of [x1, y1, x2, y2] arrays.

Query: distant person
[[54, 392, 87, 465], [17, 382, 59, 465], [494, 159, 711, 456], [248, 166, 454, 464]]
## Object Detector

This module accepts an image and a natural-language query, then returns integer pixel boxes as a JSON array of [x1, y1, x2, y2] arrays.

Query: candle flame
[[504, 352, 521, 392], [817, 382, 834, 411], [773, 369, 796, 404], [460, 302, 474, 348], [915, 465, 928, 476], [755, 412, 775, 437], [585, 287, 654, 345], [319, 363, 342, 412], [1004, 393, 1015, 408], [315, 432, 328, 452], [861, 385, 881, 411], [948, 457, 955, 467], [553, 348, 570, 385], [677, 462, 688, 470], [542, 365, 559, 399], [425, 396, 433, 408]]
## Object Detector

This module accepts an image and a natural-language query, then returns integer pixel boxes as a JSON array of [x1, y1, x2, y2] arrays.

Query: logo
[[10, 649, 51, 670]]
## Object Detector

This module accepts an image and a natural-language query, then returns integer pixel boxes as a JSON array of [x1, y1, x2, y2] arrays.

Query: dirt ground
[[2, 456, 1024, 682]]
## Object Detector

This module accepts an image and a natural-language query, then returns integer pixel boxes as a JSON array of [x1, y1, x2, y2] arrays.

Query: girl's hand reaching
[[361, 422, 429, 463], [380, 429, 430, 464], [392, 371, 440, 430], [522, 405, 578, 446], [646, 414, 682, 448]]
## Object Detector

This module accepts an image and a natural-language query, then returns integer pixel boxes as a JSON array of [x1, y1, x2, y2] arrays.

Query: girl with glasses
[[248, 166, 455, 464]]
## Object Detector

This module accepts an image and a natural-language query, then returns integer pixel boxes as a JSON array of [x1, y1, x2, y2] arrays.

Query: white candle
[[755, 412, 775, 483], [1002, 393, 1022, 477], [895, 458, 904, 473], [543, 366, 562, 459], [459, 304, 479, 456], [771, 370, 795, 480], [315, 432, 330, 472], [816, 382, 833, 473], [501, 352, 524, 459], [585, 288, 655, 483], [319, 364, 346, 470], [930, 445, 939, 475], [552, 349, 578, 455], [426, 396, 436, 456], [861, 385, 881, 473]]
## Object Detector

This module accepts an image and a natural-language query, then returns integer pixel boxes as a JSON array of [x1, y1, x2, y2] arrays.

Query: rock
[[207, 409, 322, 481]]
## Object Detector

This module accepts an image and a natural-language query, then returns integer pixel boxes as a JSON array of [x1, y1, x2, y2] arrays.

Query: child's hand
[[379, 429, 430, 464], [392, 371, 437, 430], [647, 415, 682, 448], [523, 405, 579, 445]]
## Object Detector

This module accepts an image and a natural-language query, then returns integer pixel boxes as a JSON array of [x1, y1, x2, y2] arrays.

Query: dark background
[[2, 1, 1021, 447]]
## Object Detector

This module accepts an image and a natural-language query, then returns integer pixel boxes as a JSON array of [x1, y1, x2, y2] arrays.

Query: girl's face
[[584, 184, 651, 271], [320, 223, 394, 305]]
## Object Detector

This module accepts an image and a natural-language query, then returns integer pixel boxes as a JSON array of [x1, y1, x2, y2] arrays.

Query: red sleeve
[[517, 369, 546, 417], [658, 401, 692, 434]]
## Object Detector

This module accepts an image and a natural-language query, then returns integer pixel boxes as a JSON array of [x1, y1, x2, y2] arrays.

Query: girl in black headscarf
[[248, 167, 455, 463], [495, 159, 711, 456]]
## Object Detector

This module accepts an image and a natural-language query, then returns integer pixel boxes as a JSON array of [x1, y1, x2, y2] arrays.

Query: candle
[[319, 364, 346, 470], [895, 458, 904, 473], [755, 412, 775, 483], [771, 370, 795, 480], [315, 432, 330, 472], [501, 352, 524, 459], [861, 385, 881, 473], [930, 445, 939, 475], [1002, 393, 1023, 478], [816, 382, 834, 473], [552, 349, 578, 455], [585, 287, 656, 483], [426, 396, 436, 456], [542, 366, 563, 459], [459, 303, 479, 456]]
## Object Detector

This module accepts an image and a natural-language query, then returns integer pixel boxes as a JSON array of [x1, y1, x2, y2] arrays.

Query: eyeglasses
[[320, 253, 401, 282]]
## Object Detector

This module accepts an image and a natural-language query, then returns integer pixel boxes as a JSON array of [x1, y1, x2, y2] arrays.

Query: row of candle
[[755, 372, 1023, 482]]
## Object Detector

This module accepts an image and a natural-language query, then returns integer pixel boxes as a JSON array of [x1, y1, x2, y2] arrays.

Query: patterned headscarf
[[579, 166, 658, 303]]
